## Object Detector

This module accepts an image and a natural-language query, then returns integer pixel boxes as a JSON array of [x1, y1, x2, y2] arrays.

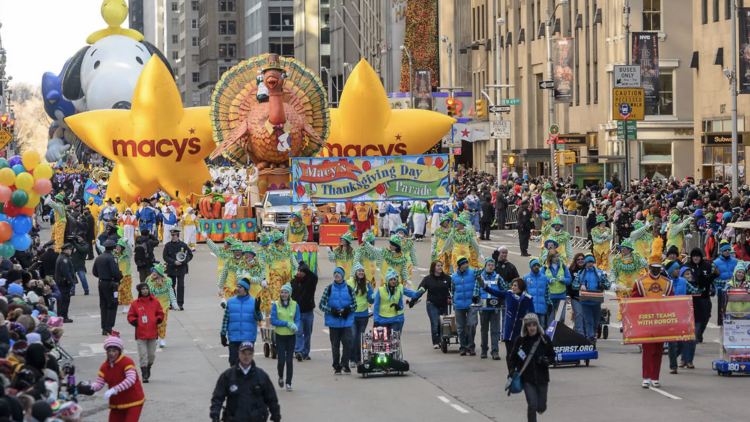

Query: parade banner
[[196, 218, 257, 242], [632, 32, 659, 106], [552, 38, 574, 104], [414, 69, 433, 110], [723, 319, 750, 349], [739, 8, 750, 94], [620, 296, 695, 344], [291, 155, 450, 203], [83, 179, 103, 206], [319, 224, 351, 246]]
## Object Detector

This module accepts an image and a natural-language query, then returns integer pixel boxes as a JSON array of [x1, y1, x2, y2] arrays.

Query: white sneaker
[[641, 379, 651, 388], [159, 339, 166, 348], [122, 305, 130, 314], [286, 384, 292, 391], [433, 344, 440, 349], [650, 380, 661, 388]]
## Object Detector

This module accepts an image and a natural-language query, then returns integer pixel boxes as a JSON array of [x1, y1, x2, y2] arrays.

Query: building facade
[[692, 0, 747, 185], [197, 0, 246, 106], [164, 0, 202, 106], [246, 0, 295, 60], [130, 0, 166, 52]]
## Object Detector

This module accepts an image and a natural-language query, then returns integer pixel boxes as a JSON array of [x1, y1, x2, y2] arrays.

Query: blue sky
[[0, 0, 127, 85]]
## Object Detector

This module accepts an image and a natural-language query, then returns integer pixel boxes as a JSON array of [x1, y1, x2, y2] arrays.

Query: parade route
[[56, 228, 742, 422]]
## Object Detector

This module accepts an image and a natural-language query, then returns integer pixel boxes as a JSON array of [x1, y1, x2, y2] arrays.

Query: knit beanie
[[280, 283, 293, 294], [7, 283, 23, 296], [457, 257, 469, 267], [237, 279, 251, 292], [103, 333, 124, 351], [333, 267, 346, 279], [11, 339, 27, 357]]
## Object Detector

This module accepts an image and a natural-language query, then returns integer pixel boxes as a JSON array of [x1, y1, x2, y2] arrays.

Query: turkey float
[[209, 53, 330, 169]]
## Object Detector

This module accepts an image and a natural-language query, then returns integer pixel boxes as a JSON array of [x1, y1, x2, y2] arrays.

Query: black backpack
[[133, 242, 151, 267]]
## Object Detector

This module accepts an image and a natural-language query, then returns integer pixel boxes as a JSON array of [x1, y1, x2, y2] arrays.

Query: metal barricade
[[505, 205, 518, 229]]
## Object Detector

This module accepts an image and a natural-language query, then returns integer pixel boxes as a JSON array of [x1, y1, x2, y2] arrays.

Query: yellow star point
[[65, 57, 214, 206], [326, 59, 456, 156]]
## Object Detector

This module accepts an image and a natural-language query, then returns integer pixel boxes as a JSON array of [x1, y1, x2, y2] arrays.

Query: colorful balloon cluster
[[0, 151, 52, 257]]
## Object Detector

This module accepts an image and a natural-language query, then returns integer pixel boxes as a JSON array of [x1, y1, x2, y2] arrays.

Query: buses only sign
[[612, 88, 645, 121]]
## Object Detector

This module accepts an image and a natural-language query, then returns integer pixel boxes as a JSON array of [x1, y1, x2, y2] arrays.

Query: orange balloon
[[0, 222, 12, 242], [19, 207, 34, 217], [424, 156, 433, 166]]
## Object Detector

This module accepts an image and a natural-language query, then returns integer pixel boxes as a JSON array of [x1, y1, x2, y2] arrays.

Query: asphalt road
[[53, 227, 742, 422]]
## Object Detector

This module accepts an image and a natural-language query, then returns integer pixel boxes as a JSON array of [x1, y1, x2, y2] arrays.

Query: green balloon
[[0, 159, 9, 170], [0, 241, 15, 258], [0, 203, 5, 214], [10, 190, 28, 208]]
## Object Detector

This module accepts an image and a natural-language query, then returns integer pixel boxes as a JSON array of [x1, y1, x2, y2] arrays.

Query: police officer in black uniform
[[92, 239, 123, 335], [55, 243, 77, 323], [517, 199, 533, 257], [163, 229, 193, 310]]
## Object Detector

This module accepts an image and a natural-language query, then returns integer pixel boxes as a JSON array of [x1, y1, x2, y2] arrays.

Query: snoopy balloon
[[41, 59, 79, 163]]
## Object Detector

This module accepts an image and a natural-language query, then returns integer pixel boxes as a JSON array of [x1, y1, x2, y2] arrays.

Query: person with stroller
[[418, 260, 453, 349], [451, 257, 482, 356]]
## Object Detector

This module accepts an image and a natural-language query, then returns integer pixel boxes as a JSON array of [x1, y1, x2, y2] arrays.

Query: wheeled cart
[[357, 326, 409, 377]]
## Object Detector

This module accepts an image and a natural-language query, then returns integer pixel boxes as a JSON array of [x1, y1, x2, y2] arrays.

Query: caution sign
[[612, 88, 645, 121]]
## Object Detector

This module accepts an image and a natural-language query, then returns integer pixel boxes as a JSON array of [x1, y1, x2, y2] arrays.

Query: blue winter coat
[[715, 255, 738, 293], [571, 267, 609, 307], [479, 270, 505, 310], [321, 282, 356, 328], [484, 286, 534, 342], [226, 295, 262, 343], [523, 270, 551, 314], [452, 268, 479, 310], [136, 207, 157, 231]]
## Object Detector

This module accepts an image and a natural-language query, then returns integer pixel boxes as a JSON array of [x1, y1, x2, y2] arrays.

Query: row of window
[[172, 18, 198, 29], [219, 21, 237, 35], [172, 35, 199, 47], [701, 0, 742, 24], [172, 1, 235, 13]]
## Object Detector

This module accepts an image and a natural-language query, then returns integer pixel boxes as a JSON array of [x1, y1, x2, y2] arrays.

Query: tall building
[[293, 0, 331, 98], [691, 0, 747, 184], [246, 0, 295, 59], [197, 0, 246, 106], [164, 0, 202, 106], [130, 0, 166, 52]]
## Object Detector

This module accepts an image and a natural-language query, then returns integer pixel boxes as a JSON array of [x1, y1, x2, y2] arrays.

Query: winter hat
[[664, 260, 680, 275], [26, 291, 40, 305], [7, 283, 23, 296], [666, 245, 680, 257], [103, 332, 124, 351], [280, 283, 293, 294], [236, 279, 251, 292], [521, 313, 542, 337], [135, 283, 149, 296], [544, 239, 559, 249], [298, 260, 310, 272], [31, 401, 53, 422], [720, 243, 732, 253], [351, 264, 365, 274], [551, 218, 563, 227], [26, 343, 47, 372], [584, 254, 596, 264], [690, 248, 703, 258], [26, 332, 41, 344], [385, 267, 399, 282], [457, 257, 469, 267], [484, 257, 495, 265], [333, 267, 346, 279], [679, 267, 693, 278], [619, 239, 634, 250], [36, 324, 53, 344], [529, 257, 541, 268], [11, 339, 28, 357], [596, 215, 607, 224]]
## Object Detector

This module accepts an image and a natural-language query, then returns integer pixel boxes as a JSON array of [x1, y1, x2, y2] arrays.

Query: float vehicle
[[547, 302, 598, 367], [357, 326, 409, 377], [712, 288, 750, 376]]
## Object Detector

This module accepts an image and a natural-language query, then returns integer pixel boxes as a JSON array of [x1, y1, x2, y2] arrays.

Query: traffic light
[[8, 119, 14, 135], [446, 97, 456, 117], [475, 99, 486, 118]]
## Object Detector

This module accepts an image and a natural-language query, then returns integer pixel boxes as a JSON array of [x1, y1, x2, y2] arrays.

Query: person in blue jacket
[[543, 250, 572, 322], [347, 264, 374, 367], [319, 267, 358, 375], [714, 241, 738, 326], [219, 278, 264, 366], [373, 267, 424, 333], [451, 256, 482, 356], [571, 254, 610, 345], [523, 258, 552, 329], [482, 276, 534, 371], [135, 198, 158, 232], [478, 258, 505, 360], [270, 283, 301, 390]]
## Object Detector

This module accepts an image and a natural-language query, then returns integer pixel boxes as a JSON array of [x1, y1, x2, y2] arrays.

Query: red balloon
[[295, 184, 305, 197], [435, 157, 444, 168], [375, 184, 385, 195], [0, 186, 10, 203], [3, 203, 20, 217], [20, 207, 34, 216], [362, 161, 371, 171], [0, 222, 11, 242], [33, 178, 52, 195]]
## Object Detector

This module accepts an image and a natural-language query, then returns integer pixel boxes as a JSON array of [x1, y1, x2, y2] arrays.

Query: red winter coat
[[127, 295, 165, 340]]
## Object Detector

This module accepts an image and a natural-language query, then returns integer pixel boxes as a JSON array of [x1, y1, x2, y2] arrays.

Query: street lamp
[[399, 45, 413, 108], [496, 17, 505, 184], [728, 0, 739, 196], [545, 0, 569, 181]]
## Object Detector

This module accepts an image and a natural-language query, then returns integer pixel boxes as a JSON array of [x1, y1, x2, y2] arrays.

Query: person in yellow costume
[[431, 214, 453, 271], [323, 204, 342, 223], [259, 230, 298, 314], [145, 264, 179, 348], [114, 239, 135, 314], [541, 182, 561, 223], [610, 238, 648, 321], [666, 213, 694, 256], [256, 231, 272, 264], [327, 232, 355, 277], [374, 235, 412, 287], [87, 197, 101, 236], [204, 235, 236, 280], [440, 216, 483, 271], [630, 220, 653, 265], [218, 243, 246, 306], [538, 210, 552, 252], [299, 204, 316, 242], [352, 230, 382, 290], [590, 216, 612, 271], [181, 207, 200, 251], [284, 212, 308, 243], [394, 224, 418, 279], [113, 195, 128, 215], [241, 244, 266, 300], [45, 193, 67, 252]]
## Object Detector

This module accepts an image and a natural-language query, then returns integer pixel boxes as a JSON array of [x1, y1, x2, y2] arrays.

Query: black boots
[[142, 365, 152, 383]]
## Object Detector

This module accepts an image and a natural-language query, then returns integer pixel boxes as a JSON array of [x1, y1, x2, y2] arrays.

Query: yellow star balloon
[[65, 57, 214, 206], [323, 59, 456, 157]]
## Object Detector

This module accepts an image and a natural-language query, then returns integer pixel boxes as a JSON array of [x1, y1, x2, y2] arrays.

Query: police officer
[[517, 199, 533, 257], [55, 243, 77, 323], [163, 229, 193, 310], [93, 239, 123, 336], [210, 342, 281, 422]]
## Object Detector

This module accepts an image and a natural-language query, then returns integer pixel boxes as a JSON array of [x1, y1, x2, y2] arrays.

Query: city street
[[58, 227, 743, 422]]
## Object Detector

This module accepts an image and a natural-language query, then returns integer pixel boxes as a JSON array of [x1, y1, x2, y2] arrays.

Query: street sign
[[489, 105, 511, 113], [491, 121, 511, 139], [441, 131, 452, 148], [612, 88, 645, 121], [501, 99, 521, 105], [619, 103, 631, 119], [546, 138, 566, 145], [616, 120, 638, 140], [539, 80, 555, 89], [452, 147, 462, 155], [0, 130, 13, 149], [614, 65, 642, 88]]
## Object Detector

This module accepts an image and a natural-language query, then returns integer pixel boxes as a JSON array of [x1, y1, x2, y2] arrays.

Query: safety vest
[[300, 208, 314, 226], [356, 204, 371, 222], [274, 299, 298, 336], [378, 285, 404, 318], [347, 278, 370, 312], [326, 213, 341, 223]]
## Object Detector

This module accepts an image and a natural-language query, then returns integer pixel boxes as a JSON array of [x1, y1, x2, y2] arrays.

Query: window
[[171, 17, 179, 28], [228, 44, 236, 58], [530, 2, 535, 40], [642, 142, 672, 162], [219, 44, 227, 58], [269, 7, 294, 31], [192, 1, 199, 11], [192, 54, 200, 64], [702, 0, 708, 24], [219, 0, 227, 11], [172, 35, 178, 44], [192, 72, 200, 83], [645, 70, 674, 116], [172, 51, 179, 60], [643, 0, 661, 31], [472, 7, 476, 41], [714, 0, 720, 22], [269, 37, 294, 57], [228, 21, 236, 35], [219, 1, 236, 12], [219, 21, 227, 34], [191, 19, 198, 29], [727, 0, 732, 20], [192, 37, 198, 47], [171, 2, 178, 12]]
